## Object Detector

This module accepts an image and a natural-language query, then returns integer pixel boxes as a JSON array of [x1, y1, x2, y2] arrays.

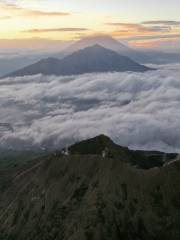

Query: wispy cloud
[[124, 34, 180, 41], [24, 28, 89, 33], [105, 20, 180, 47], [0, 2, 70, 17], [125, 34, 180, 48], [106, 22, 171, 33], [142, 21, 180, 26]]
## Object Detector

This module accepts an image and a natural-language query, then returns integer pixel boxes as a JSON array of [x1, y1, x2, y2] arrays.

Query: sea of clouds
[[0, 64, 180, 153]]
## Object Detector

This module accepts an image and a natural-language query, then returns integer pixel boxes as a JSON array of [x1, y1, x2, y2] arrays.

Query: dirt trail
[[166, 154, 180, 166], [13, 161, 43, 181]]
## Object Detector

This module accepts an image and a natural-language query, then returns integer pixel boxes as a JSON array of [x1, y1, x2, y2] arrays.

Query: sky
[[0, 0, 180, 48]]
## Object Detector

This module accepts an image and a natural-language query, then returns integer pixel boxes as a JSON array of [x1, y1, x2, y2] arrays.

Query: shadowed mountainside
[[0, 135, 180, 240], [3, 45, 151, 78]]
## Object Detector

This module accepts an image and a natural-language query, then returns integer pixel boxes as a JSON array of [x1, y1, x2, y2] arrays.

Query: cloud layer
[[0, 64, 180, 152]]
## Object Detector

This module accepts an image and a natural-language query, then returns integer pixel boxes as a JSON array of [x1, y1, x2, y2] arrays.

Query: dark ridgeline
[[3, 45, 151, 78], [0, 135, 180, 240]]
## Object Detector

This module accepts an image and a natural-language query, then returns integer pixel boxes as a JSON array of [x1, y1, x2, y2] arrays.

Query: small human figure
[[62, 146, 69, 156], [102, 150, 106, 158], [102, 147, 109, 158], [65, 146, 69, 156]]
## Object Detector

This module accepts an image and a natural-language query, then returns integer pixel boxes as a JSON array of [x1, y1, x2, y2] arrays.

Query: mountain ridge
[[0, 135, 180, 240], [3, 45, 151, 78]]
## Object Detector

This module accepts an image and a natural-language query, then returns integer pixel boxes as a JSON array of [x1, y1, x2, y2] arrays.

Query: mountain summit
[[63, 35, 150, 63], [4, 45, 151, 78], [64, 35, 131, 54]]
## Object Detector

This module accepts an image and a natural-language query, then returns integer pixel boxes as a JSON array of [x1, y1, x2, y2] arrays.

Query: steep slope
[[3, 45, 151, 78], [0, 149, 47, 192], [0, 135, 180, 240]]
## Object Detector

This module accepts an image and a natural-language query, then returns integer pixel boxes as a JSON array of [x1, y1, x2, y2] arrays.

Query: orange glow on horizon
[[129, 37, 179, 47], [0, 1, 180, 48]]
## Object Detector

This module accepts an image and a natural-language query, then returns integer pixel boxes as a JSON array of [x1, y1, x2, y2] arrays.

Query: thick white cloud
[[0, 64, 180, 153]]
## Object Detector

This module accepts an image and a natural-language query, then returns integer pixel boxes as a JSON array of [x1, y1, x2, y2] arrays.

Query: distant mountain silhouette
[[62, 35, 150, 63], [64, 35, 131, 53], [4, 45, 151, 78]]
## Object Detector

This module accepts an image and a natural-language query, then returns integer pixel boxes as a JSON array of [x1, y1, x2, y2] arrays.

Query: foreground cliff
[[0, 135, 180, 240]]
